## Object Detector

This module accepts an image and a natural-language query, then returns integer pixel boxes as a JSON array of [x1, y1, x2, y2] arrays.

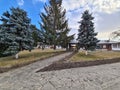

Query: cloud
[[17, 0, 24, 6], [62, 0, 120, 14], [62, 0, 120, 39], [33, 0, 47, 3]]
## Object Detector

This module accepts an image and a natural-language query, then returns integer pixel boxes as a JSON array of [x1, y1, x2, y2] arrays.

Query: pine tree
[[0, 25, 10, 57], [40, 0, 74, 49], [31, 25, 43, 46], [0, 7, 34, 58], [58, 27, 74, 50], [77, 10, 99, 55]]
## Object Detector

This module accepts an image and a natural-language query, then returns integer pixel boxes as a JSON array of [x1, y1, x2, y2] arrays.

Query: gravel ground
[[0, 52, 120, 90]]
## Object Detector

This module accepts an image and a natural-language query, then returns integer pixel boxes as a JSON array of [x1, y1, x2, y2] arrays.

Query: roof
[[98, 40, 120, 44]]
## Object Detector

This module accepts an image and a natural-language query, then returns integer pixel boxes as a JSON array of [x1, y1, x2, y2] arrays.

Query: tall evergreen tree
[[77, 10, 99, 55], [31, 25, 43, 46], [0, 7, 34, 58], [40, 0, 74, 49], [0, 25, 10, 57]]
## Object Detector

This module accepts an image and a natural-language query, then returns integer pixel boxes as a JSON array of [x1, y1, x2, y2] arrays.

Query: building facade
[[98, 40, 120, 51]]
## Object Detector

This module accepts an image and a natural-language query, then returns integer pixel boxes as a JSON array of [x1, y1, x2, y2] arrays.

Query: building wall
[[99, 44, 112, 51], [112, 43, 120, 51]]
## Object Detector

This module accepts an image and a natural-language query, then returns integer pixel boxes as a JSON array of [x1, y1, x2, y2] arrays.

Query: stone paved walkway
[[0, 52, 120, 90]]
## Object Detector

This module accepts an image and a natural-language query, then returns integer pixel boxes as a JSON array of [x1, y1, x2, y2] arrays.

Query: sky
[[0, 0, 120, 40]]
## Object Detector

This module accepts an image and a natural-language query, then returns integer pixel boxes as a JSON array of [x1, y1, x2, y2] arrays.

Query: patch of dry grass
[[70, 50, 120, 62], [0, 49, 65, 68]]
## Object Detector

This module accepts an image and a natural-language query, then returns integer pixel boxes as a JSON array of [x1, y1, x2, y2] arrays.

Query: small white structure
[[69, 40, 78, 51]]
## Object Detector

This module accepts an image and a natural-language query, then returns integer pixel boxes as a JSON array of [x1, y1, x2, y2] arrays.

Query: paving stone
[[41, 82, 56, 90], [0, 52, 120, 90]]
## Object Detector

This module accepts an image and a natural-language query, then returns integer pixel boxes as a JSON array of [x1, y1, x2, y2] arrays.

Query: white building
[[98, 40, 120, 51]]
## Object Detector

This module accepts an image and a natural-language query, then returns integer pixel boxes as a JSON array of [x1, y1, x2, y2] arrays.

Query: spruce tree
[[77, 10, 99, 55], [31, 25, 43, 46], [0, 25, 10, 57], [40, 0, 74, 49], [0, 7, 34, 58]]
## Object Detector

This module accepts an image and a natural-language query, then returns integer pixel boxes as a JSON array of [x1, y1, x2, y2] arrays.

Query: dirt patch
[[37, 57, 120, 72]]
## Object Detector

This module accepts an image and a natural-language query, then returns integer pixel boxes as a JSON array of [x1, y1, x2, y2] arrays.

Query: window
[[118, 43, 120, 48], [113, 44, 117, 48]]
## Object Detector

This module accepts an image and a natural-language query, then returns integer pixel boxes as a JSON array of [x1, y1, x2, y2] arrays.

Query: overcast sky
[[0, 0, 120, 40]]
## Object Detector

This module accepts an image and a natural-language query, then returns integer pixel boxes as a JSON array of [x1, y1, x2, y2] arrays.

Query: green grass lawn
[[70, 50, 120, 62], [0, 49, 65, 68]]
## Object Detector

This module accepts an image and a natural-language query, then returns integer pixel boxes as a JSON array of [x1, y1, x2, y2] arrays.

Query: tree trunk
[[53, 44, 56, 50], [66, 47, 68, 51], [15, 53, 19, 59], [85, 50, 88, 55]]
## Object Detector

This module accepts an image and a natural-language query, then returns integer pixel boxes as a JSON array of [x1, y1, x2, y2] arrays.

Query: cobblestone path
[[0, 52, 120, 90]]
